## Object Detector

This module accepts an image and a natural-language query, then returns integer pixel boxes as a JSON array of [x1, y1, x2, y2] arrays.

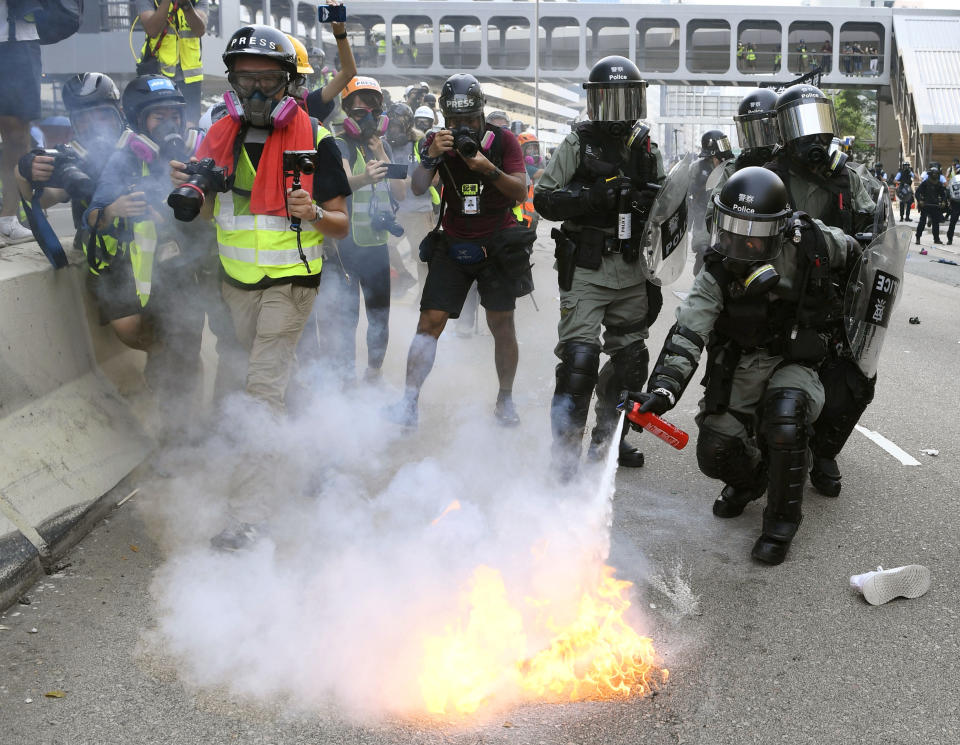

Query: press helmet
[[286, 34, 313, 75], [223, 25, 298, 75], [439, 73, 485, 118], [711, 167, 791, 263], [734, 88, 780, 153], [583, 55, 647, 126], [121, 74, 186, 133], [700, 129, 734, 159]]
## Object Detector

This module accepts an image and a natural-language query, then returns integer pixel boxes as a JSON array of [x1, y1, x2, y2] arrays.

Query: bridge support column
[[876, 88, 900, 172]]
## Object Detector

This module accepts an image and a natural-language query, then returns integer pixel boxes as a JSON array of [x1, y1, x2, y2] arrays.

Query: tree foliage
[[828, 89, 877, 161]]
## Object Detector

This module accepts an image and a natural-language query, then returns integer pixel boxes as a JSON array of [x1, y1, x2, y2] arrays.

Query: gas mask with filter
[[710, 166, 792, 297]]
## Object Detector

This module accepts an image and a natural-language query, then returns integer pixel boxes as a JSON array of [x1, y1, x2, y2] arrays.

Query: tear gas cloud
[[141, 358, 656, 719]]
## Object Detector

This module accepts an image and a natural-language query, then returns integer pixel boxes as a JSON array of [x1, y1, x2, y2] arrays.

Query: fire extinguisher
[[621, 401, 689, 450]]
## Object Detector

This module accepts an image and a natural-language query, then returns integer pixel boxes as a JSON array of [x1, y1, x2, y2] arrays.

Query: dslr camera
[[370, 209, 404, 237], [451, 127, 479, 159], [33, 147, 95, 203], [167, 158, 228, 222]]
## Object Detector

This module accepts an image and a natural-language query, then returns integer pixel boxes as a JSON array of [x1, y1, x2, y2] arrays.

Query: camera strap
[[22, 191, 68, 269]]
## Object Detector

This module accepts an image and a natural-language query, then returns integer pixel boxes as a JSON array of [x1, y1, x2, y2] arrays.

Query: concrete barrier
[[0, 242, 152, 609]]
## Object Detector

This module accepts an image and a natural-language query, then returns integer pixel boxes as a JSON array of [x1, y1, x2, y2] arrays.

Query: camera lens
[[295, 154, 315, 175], [167, 158, 227, 222], [454, 135, 478, 159], [58, 164, 95, 203]]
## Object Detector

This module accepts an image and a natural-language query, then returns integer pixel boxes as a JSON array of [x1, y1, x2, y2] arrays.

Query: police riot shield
[[843, 225, 911, 377], [872, 180, 893, 236], [642, 153, 694, 285], [705, 162, 726, 193]]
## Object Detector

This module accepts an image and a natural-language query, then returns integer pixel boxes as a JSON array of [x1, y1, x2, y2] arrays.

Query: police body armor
[[567, 121, 656, 232]]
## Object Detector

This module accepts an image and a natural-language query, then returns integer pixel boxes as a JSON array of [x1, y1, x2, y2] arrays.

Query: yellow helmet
[[286, 34, 314, 75]]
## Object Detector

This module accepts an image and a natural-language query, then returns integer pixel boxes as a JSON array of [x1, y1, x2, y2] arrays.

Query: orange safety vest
[[521, 182, 537, 228]]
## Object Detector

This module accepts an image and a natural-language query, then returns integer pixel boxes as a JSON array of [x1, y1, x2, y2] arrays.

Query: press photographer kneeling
[[386, 73, 532, 428]]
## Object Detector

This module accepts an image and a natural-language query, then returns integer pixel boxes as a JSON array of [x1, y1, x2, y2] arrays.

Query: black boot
[[751, 389, 809, 566], [713, 481, 766, 518], [809, 455, 842, 497], [589, 340, 649, 468]]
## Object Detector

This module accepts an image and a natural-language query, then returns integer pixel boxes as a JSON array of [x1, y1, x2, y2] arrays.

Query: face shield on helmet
[[585, 82, 647, 125], [776, 87, 838, 146], [735, 111, 779, 153], [70, 105, 125, 149], [711, 167, 791, 265]]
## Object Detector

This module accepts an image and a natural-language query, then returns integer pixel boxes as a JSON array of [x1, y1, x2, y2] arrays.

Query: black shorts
[[86, 258, 141, 325], [420, 247, 516, 318], [0, 41, 41, 121]]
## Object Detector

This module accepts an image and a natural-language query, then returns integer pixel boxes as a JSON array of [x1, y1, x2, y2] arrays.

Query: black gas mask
[[720, 254, 780, 297], [148, 118, 188, 162], [790, 134, 832, 170]]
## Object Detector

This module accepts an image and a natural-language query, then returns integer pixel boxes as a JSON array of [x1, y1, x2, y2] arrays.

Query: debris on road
[[44, 691, 66, 698], [909, 316, 921, 324], [920, 449, 939, 456]]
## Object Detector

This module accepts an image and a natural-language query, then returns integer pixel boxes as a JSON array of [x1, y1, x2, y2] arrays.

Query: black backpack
[[35, 0, 84, 45]]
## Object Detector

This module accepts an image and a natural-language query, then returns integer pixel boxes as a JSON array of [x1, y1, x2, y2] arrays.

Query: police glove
[[585, 176, 628, 213], [635, 388, 676, 417]]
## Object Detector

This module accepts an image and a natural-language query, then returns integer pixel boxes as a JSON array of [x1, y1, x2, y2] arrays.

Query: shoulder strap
[[229, 122, 252, 196]]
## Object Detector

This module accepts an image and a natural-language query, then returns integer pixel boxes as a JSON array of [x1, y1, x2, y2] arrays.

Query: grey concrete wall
[[0, 244, 152, 608]]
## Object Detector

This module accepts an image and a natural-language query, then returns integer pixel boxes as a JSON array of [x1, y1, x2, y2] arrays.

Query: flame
[[430, 500, 462, 526], [419, 565, 665, 715]]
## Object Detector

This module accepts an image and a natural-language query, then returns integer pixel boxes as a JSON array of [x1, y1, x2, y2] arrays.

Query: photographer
[[16, 73, 142, 343], [324, 76, 405, 385], [385, 101, 427, 295], [137, 0, 208, 126], [84, 75, 209, 440], [386, 73, 529, 429], [171, 25, 349, 550]]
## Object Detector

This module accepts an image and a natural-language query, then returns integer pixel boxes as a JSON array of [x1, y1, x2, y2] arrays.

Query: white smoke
[[138, 354, 643, 718]]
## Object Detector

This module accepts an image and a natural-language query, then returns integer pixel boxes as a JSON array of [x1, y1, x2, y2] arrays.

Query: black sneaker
[[210, 523, 261, 552]]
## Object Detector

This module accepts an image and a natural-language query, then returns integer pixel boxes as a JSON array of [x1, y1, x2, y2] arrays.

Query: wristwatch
[[313, 204, 324, 223]]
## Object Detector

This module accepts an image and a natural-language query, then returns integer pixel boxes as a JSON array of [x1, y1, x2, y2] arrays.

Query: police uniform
[[766, 84, 880, 497], [533, 55, 665, 476], [634, 167, 860, 564]]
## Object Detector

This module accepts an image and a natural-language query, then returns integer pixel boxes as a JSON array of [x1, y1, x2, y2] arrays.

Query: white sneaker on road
[[0, 216, 34, 244], [850, 564, 931, 605]]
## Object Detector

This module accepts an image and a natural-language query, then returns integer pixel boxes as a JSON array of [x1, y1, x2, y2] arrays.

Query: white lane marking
[[855, 425, 921, 466]]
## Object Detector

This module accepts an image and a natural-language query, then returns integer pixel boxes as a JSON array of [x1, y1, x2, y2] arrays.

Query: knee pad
[[596, 341, 649, 405], [555, 341, 601, 396], [762, 388, 808, 452], [696, 427, 762, 489]]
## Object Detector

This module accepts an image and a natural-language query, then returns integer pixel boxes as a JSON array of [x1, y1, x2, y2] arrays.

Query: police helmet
[[711, 167, 791, 262], [734, 88, 780, 153], [121, 75, 186, 133], [775, 84, 838, 146], [439, 74, 485, 118], [223, 25, 298, 75], [699, 129, 734, 159], [583, 55, 647, 124]]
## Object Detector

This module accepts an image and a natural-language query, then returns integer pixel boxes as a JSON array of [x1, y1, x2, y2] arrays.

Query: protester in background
[[137, 0, 208, 127], [945, 173, 960, 246], [0, 0, 41, 244], [386, 73, 530, 428]]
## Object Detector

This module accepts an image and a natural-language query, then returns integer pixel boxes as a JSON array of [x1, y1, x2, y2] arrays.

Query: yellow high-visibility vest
[[214, 126, 330, 285], [343, 141, 390, 246], [141, 2, 203, 84]]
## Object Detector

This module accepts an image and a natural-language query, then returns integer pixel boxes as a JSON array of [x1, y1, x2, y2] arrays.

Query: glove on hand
[[636, 388, 675, 416], [585, 176, 629, 213]]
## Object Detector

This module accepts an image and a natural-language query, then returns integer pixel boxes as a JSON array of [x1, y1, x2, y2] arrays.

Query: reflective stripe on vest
[[347, 144, 389, 246], [213, 126, 330, 285], [521, 182, 536, 227], [130, 219, 157, 307], [141, 6, 203, 84]]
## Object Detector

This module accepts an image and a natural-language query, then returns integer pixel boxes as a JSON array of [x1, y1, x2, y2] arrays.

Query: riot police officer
[[765, 84, 880, 498], [709, 88, 781, 202], [626, 167, 862, 565], [533, 55, 664, 479], [914, 165, 947, 245], [689, 129, 734, 274]]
